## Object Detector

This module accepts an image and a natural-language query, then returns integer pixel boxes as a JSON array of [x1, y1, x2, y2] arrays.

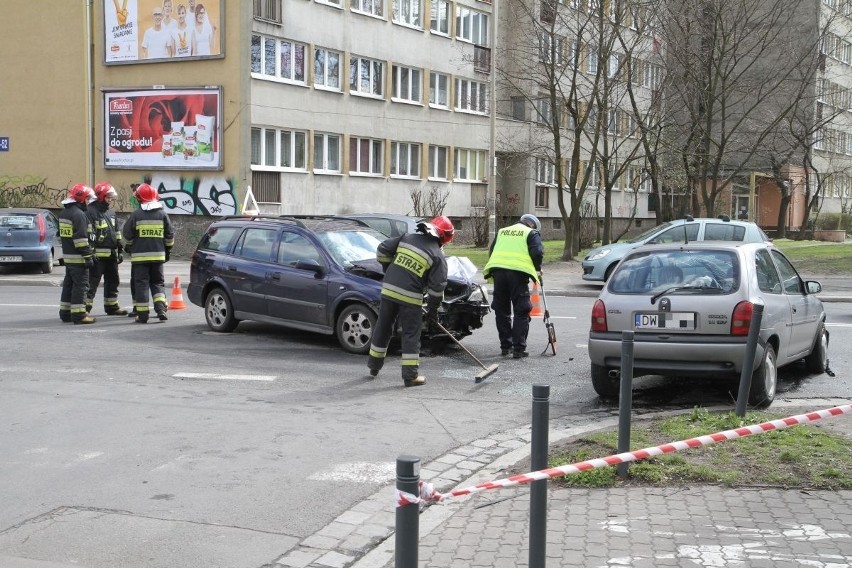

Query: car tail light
[[731, 301, 753, 336], [591, 299, 608, 332], [36, 214, 46, 243]]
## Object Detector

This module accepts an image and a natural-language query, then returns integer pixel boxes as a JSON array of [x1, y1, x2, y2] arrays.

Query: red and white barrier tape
[[396, 404, 852, 506]]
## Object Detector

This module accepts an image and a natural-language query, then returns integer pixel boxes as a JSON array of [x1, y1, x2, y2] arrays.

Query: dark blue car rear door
[[265, 230, 329, 329]]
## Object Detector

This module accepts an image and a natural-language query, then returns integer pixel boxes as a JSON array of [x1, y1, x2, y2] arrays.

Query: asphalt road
[[1, 285, 850, 567]]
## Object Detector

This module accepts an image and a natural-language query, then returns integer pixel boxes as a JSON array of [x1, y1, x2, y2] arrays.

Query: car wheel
[[336, 304, 377, 355], [41, 255, 53, 274], [748, 344, 777, 408], [591, 363, 620, 399], [805, 325, 829, 374], [205, 287, 239, 332]]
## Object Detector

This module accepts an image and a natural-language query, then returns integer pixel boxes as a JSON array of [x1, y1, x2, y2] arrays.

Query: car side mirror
[[295, 258, 323, 274], [805, 281, 822, 295]]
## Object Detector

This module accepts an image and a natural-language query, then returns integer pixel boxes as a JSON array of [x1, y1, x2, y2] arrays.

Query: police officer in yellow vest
[[482, 214, 544, 358]]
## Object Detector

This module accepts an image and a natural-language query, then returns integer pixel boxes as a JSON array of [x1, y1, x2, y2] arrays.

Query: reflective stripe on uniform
[[381, 283, 422, 305]]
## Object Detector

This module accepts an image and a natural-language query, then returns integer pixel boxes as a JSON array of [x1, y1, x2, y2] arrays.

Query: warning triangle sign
[[242, 185, 260, 216]]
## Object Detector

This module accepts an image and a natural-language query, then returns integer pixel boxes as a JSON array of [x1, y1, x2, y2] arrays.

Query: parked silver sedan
[[588, 242, 829, 407]]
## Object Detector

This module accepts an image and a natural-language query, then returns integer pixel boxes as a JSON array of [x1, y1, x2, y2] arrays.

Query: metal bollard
[[736, 303, 765, 417], [395, 455, 420, 568], [617, 331, 634, 478], [529, 384, 550, 568]]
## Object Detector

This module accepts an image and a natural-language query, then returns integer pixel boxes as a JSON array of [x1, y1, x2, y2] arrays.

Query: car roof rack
[[216, 215, 371, 230]]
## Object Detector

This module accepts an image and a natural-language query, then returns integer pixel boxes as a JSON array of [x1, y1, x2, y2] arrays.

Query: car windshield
[[627, 222, 675, 244], [608, 249, 739, 294], [317, 229, 383, 267]]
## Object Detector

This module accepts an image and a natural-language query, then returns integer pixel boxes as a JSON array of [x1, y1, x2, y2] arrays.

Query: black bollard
[[529, 384, 550, 568], [736, 303, 765, 417], [395, 455, 420, 568], [617, 331, 634, 478]]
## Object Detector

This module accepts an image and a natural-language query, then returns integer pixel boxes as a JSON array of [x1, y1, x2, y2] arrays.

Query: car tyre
[[205, 287, 239, 332], [591, 363, 620, 399], [748, 344, 777, 408], [336, 304, 377, 355], [805, 325, 829, 374], [41, 253, 53, 274]]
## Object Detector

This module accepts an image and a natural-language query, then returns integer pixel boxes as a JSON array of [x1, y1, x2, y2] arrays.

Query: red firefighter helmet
[[428, 215, 455, 245], [65, 183, 96, 204], [94, 182, 117, 201], [133, 183, 159, 204]]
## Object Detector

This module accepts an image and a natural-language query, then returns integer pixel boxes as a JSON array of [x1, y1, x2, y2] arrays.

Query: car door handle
[[270, 272, 281, 281], [792, 307, 797, 313], [227, 265, 237, 272]]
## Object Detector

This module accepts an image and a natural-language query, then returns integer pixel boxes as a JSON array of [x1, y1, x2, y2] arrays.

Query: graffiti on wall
[[0, 175, 69, 208], [144, 173, 237, 216]]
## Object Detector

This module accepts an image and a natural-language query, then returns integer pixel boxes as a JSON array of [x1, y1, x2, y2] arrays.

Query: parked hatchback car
[[188, 215, 490, 354], [587, 241, 828, 407], [582, 216, 771, 281], [0, 208, 63, 273]]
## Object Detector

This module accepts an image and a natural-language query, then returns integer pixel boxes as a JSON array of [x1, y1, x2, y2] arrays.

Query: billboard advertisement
[[104, 87, 222, 170], [104, 0, 223, 64]]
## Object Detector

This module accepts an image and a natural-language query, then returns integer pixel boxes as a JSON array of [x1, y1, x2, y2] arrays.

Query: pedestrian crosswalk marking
[[173, 372, 276, 381]]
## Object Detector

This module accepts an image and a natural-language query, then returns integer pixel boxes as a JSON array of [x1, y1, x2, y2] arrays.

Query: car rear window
[[0, 214, 36, 228], [703, 223, 745, 241], [198, 226, 240, 252], [609, 249, 739, 294]]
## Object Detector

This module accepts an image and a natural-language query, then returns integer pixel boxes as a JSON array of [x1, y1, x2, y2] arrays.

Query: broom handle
[[432, 320, 489, 370]]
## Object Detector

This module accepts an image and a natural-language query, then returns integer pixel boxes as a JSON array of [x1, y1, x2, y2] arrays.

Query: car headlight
[[468, 284, 489, 304], [587, 248, 612, 261]]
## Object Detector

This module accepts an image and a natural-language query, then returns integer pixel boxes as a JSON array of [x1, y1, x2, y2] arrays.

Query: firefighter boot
[[74, 315, 96, 325], [107, 308, 128, 316], [404, 376, 426, 387]]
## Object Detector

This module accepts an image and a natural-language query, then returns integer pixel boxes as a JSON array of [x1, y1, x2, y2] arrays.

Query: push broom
[[431, 320, 499, 383]]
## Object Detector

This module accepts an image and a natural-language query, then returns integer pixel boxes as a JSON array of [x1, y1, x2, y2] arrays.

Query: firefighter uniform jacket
[[122, 203, 175, 263], [376, 231, 447, 307], [59, 203, 94, 265], [87, 202, 123, 259]]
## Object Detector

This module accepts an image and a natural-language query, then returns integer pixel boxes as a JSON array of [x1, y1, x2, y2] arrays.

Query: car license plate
[[0, 255, 22, 262], [634, 312, 695, 330]]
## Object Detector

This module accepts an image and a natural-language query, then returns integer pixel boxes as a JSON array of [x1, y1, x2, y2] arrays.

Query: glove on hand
[[85, 257, 95, 268], [426, 297, 441, 324], [117, 252, 124, 264], [165, 248, 171, 262]]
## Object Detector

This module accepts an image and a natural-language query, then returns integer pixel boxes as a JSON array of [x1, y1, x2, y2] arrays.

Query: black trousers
[[87, 256, 122, 313], [367, 298, 424, 381], [490, 268, 533, 352], [131, 262, 167, 318], [59, 264, 90, 322]]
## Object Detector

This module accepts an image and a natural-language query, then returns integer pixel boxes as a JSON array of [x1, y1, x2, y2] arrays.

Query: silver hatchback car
[[588, 242, 829, 407]]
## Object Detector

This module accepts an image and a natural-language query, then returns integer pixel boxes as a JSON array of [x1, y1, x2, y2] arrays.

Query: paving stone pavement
[[268, 399, 852, 568]]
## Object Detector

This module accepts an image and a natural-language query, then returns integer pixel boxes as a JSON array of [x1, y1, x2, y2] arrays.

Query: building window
[[535, 97, 553, 125], [350, 56, 384, 97], [456, 6, 488, 46], [540, 35, 564, 65], [535, 185, 549, 208], [392, 65, 422, 103], [454, 148, 486, 181], [349, 137, 384, 175], [317, 0, 342, 7], [390, 141, 421, 177], [314, 47, 342, 90], [253, 0, 282, 23], [586, 46, 598, 75], [352, 0, 384, 17], [314, 133, 341, 173], [428, 145, 449, 179], [430, 0, 451, 34], [393, 0, 422, 27], [250, 34, 306, 85], [455, 78, 488, 114], [536, 158, 555, 185], [251, 127, 307, 170], [429, 72, 449, 108], [512, 97, 526, 121]]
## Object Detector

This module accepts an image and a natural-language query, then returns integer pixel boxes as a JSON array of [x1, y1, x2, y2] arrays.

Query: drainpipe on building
[[85, 0, 95, 186], [488, 0, 499, 241]]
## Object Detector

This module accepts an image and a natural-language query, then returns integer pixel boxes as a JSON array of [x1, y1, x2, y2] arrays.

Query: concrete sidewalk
[[3, 258, 852, 302]]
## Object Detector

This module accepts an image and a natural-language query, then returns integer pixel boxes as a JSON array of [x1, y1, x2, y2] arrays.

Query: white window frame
[[251, 127, 307, 171], [251, 34, 307, 85], [349, 136, 384, 175], [455, 78, 488, 114], [280, 129, 308, 170], [540, 35, 564, 65], [430, 0, 451, 35], [454, 148, 486, 181], [313, 132, 341, 174], [393, 0, 422, 27], [392, 64, 423, 104], [586, 46, 598, 75], [351, 0, 384, 18], [608, 53, 621, 78], [456, 6, 488, 46], [428, 145, 449, 180], [390, 141, 421, 178], [429, 72, 450, 109], [316, 0, 342, 8], [350, 55, 385, 98], [536, 158, 556, 186], [535, 184, 550, 209], [314, 47, 342, 91]]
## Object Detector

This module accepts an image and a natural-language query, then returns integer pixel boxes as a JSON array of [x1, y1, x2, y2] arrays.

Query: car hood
[[585, 241, 636, 260], [347, 258, 385, 280]]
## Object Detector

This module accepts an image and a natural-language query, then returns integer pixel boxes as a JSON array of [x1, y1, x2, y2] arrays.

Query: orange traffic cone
[[168, 276, 187, 310], [530, 282, 543, 318]]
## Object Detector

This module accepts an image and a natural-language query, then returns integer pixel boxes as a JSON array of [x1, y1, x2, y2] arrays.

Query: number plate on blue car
[[634, 312, 695, 330]]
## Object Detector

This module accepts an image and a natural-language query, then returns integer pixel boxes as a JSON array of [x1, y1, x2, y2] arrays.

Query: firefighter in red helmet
[[367, 215, 454, 387], [121, 183, 175, 323], [85, 182, 128, 316], [58, 183, 97, 324]]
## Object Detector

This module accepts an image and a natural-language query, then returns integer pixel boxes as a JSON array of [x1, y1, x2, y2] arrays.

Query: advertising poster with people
[[104, 0, 223, 63], [104, 87, 222, 170]]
